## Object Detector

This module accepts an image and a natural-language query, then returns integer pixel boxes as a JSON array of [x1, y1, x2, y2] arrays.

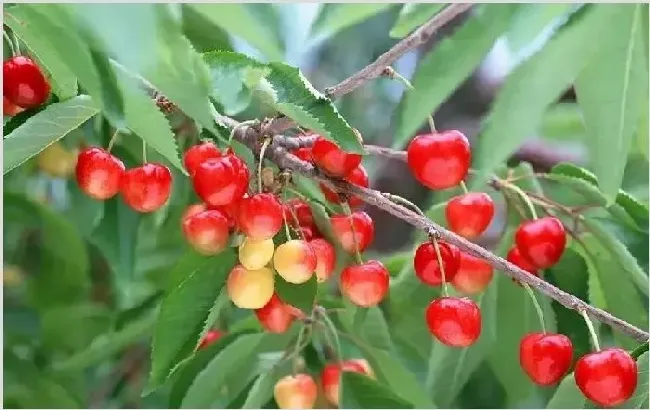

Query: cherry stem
[[342, 201, 364, 265], [106, 130, 119, 152], [383, 66, 415, 91], [3, 29, 17, 57], [286, 324, 311, 374], [382, 192, 425, 217], [427, 115, 437, 133], [522, 283, 546, 333], [503, 181, 537, 220], [459, 180, 469, 194], [281, 189, 298, 241], [430, 236, 449, 297], [142, 139, 147, 163], [317, 311, 343, 362], [257, 138, 272, 193], [581, 310, 601, 351]]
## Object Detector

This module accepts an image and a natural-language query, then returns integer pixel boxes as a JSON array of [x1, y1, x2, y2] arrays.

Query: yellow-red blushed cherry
[[198, 329, 223, 349], [311, 136, 362, 178], [3, 56, 50, 108], [414, 241, 461, 287], [238, 237, 275, 271], [193, 154, 249, 207], [407, 130, 471, 190], [515, 216, 566, 269], [340, 260, 389, 307], [330, 211, 375, 254], [274, 373, 318, 409], [226, 265, 274, 309], [574, 348, 638, 407], [321, 360, 374, 406], [425, 296, 481, 347], [75, 147, 126, 201], [273, 239, 317, 284], [445, 192, 495, 239], [309, 238, 336, 282], [182, 209, 230, 255], [452, 252, 494, 295], [255, 293, 296, 334], [519, 332, 573, 386], [237, 193, 284, 241], [320, 164, 369, 208], [120, 163, 172, 213], [183, 141, 221, 177]]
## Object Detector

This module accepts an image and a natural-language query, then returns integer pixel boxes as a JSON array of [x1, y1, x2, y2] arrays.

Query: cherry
[[425, 297, 481, 347], [445, 192, 495, 239], [238, 237, 275, 271], [193, 154, 249, 207], [209, 196, 243, 230], [182, 209, 230, 255], [321, 360, 374, 406], [330, 211, 375, 254], [183, 141, 221, 177], [226, 265, 274, 309], [255, 293, 296, 334], [198, 329, 223, 349], [414, 241, 461, 287], [506, 246, 539, 285], [311, 136, 362, 178], [320, 164, 369, 208], [273, 239, 317, 284], [120, 163, 172, 213], [340, 260, 389, 308], [3, 96, 24, 116], [291, 147, 313, 163], [237, 193, 284, 241], [309, 238, 336, 282], [519, 332, 573, 386], [406, 130, 471, 190], [274, 373, 318, 410], [283, 198, 315, 230], [515, 216, 566, 269], [75, 147, 125, 200], [575, 348, 638, 407], [38, 142, 78, 179], [182, 204, 206, 224], [452, 252, 494, 295], [3, 56, 50, 108]]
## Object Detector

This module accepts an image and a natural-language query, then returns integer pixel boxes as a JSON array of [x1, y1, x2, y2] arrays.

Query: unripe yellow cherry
[[38, 142, 79, 178], [226, 265, 274, 309], [239, 237, 275, 270], [273, 240, 317, 284], [273, 373, 318, 409]]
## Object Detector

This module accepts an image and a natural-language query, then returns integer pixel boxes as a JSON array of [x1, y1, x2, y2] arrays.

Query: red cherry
[[452, 252, 494, 295], [311, 136, 362, 178], [182, 203, 206, 222], [425, 296, 481, 347], [254, 293, 296, 334], [330, 211, 375, 254], [414, 241, 461, 287], [292, 147, 313, 163], [3, 56, 50, 108], [193, 154, 249, 207], [575, 348, 638, 407], [3, 96, 24, 116], [321, 360, 373, 406], [519, 332, 573, 386], [320, 165, 369, 208], [120, 163, 172, 212], [183, 141, 221, 177], [198, 329, 223, 349], [515, 217, 566, 269], [406, 130, 471, 190], [445, 192, 495, 239], [340, 260, 389, 307], [309, 238, 336, 282], [506, 246, 539, 285], [75, 147, 125, 200], [182, 209, 230, 255], [283, 198, 315, 230], [237, 193, 284, 241]]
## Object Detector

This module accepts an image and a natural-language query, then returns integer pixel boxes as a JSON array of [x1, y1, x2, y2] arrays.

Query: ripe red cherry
[[340, 260, 389, 307], [575, 348, 638, 407], [320, 165, 369, 208], [283, 198, 315, 230], [182, 209, 230, 255], [291, 147, 313, 163], [515, 217, 566, 269], [75, 147, 125, 200], [452, 252, 494, 295], [330, 211, 375, 254], [507, 246, 539, 285], [182, 203, 206, 222], [519, 332, 573, 386], [193, 154, 249, 207], [198, 330, 223, 349], [3, 56, 50, 108], [407, 130, 471, 190], [425, 297, 481, 347], [3, 96, 24, 116], [120, 163, 172, 212], [321, 360, 374, 406], [309, 238, 336, 282], [445, 192, 495, 239], [237, 193, 283, 241], [183, 141, 221, 177], [311, 136, 362, 178], [414, 241, 461, 287], [254, 293, 296, 334]]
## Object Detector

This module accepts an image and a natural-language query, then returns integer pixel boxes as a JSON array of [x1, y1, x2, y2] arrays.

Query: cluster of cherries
[[406, 130, 638, 407], [3, 55, 51, 115]]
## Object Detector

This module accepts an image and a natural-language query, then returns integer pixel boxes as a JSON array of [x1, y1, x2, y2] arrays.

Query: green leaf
[[3, 95, 99, 174], [259, 62, 364, 154], [340, 372, 415, 409], [311, 4, 395, 39], [546, 373, 586, 409], [241, 369, 283, 409], [628, 352, 649, 408], [274, 274, 317, 315], [148, 250, 237, 390], [394, 5, 518, 148], [339, 304, 393, 351], [574, 4, 648, 202], [506, 4, 578, 53], [41, 303, 111, 353], [181, 5, 232, 53], [389, 3, 445, 38]]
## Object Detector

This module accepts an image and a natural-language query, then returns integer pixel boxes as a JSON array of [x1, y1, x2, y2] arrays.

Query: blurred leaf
[[389, 3, 445, 38], [339, 304, 393, 351], [381, 251, 411, 276], [628, 352, 649, 408], [546, 372, 586, 409], [540, 103, 586, 141], [636, 100, 649, 160], [241, 369, 282, 409], [41, 303, 112, 353], [394, 5, 518, 148], [148, 250, 237, 390], [274, 274, 317, 315], [181, 5, 232, 53], [506, 4, 577, 53], [3, 95, 99, 174], [575, 4, 648, 203], [341, 372, 415, 409], [311, 4, 395, 39]]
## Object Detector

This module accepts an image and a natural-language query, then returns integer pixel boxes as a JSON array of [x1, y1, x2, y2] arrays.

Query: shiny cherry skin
[[198, 330, 223, 349], [340, 260, 389, 308], [575, 348, 638, 407], [292, 147, 313, 163], [452, 252, 494, 295], [320, 164, 369, 208], [193, 154, 249, 207], [120, 163, 172, 212], [182, 204, 206, 224], [3, 96, 24, 116], [414, 241, 461, 286], [3, 56, 50, 108], [283, 198, 315, 230], [507, 246, 540, 285], [515, 217, 566, 269], [226, 265, 274, 309], [321, 359, 374, 406], [519, 332, 573, 386], [273, 239, 317, 284], [309, 238, 336, 282], [75, 147, 125, 200], [407, 130, 471, 190], [445, 192, 495, 239], [274, 373, 318, 410], [182, 209, 230, 255], [183, 141, 221, 177], [311, 136, 362, 178], [425, 297, 481, 347], [330, 211, 375, 254], [255, 293, 296, 334], [237, 193, 283, 241]]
